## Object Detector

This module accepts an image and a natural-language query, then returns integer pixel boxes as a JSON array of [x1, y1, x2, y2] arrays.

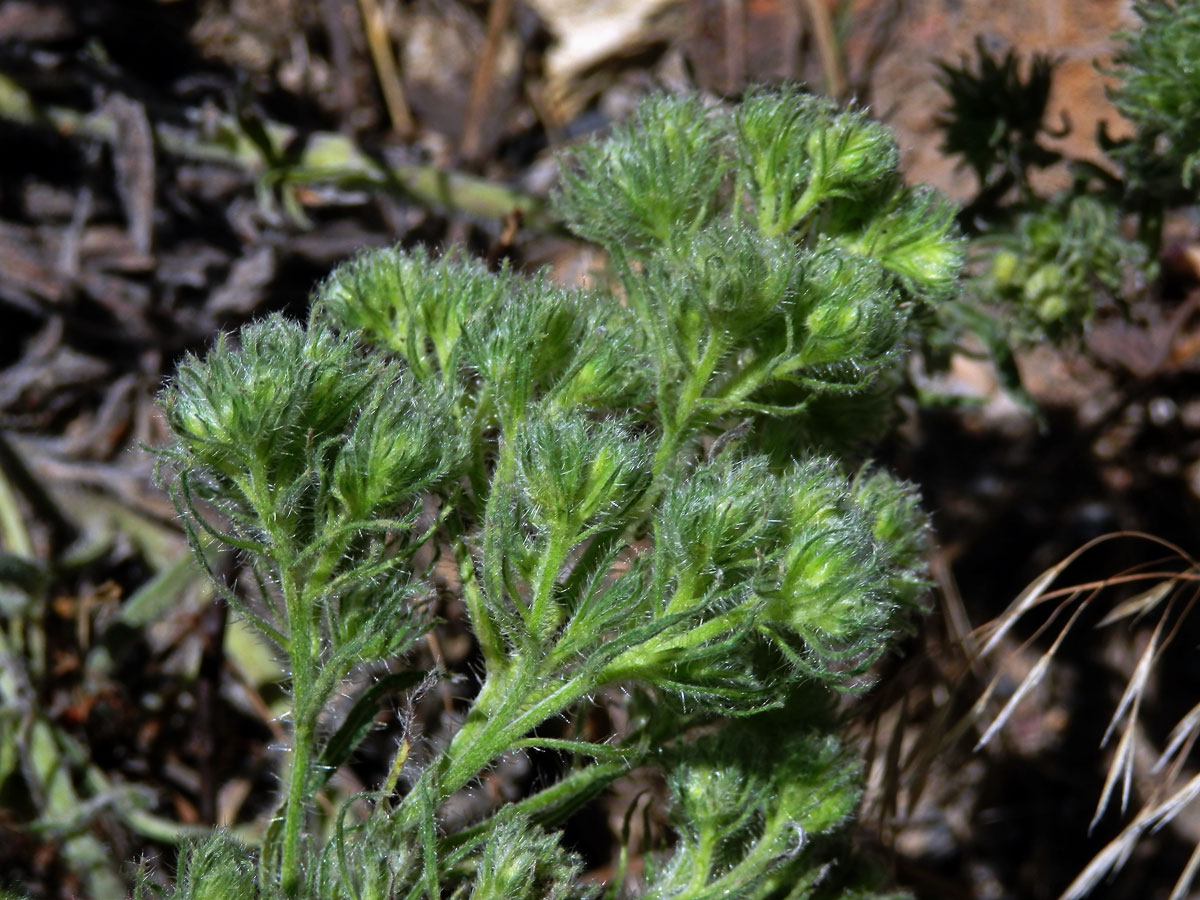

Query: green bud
[[807, 110, 898, 196], [317, 245, 511, 383], [982, 195, 1148, 342], [553, 93, 728, 253], [1037, 293, 1070, 323], [756, 458, 924, 680], [547, 307, 651, 412], [851, 468, 931, 609], [774, 528, 879, 643], [694, 225, 804, 333], [795, 251, 900, 370], [331, 375, 465, 519], [656, 457, 786, 596], [736, 86, 827, 233], [514, 415, 651, 535], [739, 87, 902, 234], [463, 281, 587, 425], [990, 248, 1021, 285], [671, 749, 761, 838], [1023, 262, 1063, 301], [470, 811, 585, 900], [174, 834, 257, 900], [662, 717, 862, 894], [163, 316, 374, 493], [770, 733, 861, 835], [843, 184, 964, 301]]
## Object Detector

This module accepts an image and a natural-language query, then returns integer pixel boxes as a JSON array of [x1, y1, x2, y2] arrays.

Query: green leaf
[[316, 245, 512, 385], [468, 809, 589, 900], [837, 184, 964, 302], [737, 86, 898, 235], [554, 94, 728, 254], [1110, 0, 1200, 191]]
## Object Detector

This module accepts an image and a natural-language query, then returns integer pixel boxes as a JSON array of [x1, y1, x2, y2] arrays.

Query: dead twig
[[356, 0, 414, 138], [802, 0, 845, 101], [459, 0, 516, 164]]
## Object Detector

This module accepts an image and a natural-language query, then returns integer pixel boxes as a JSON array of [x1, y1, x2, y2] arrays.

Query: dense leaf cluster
[[976, 196, 1147, 342], [931, 22, 1162, 366], [1109, 0, 1200, 192], [153, 88, 960, 900], [935, 37, 1060, 202]]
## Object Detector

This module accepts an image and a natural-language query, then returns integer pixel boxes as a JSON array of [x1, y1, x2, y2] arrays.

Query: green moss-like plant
[[154, 87, 961, 900]]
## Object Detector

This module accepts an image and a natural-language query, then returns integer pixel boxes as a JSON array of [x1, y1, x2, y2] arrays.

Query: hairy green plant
[[930, 20, 1167, 399], [148, 87, 961, 900], [976, 195, 1147, 343], [1108, 0, 1200, 205]]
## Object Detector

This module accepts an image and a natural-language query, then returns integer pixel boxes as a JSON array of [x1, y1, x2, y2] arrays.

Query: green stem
[[689, 830, 719, 892], [0, 75, 552, 228], [307, 531, 350, 601], [456, 538, 505, 672], [417, 665, 595, 809], [599, 601, 754, 685], [248, 454, 318, 899], [685, 815, 792, 900], [650, 330, 727, 487], [626, 331, 729, 534], [404, 671, 514, 812], [528, 520, 573, 643], [781, 176, 824, 233], [279, 563, 316, 898], [440, 758, 631, 850], [714, 333, 799, 411], [665, 570, 699, 617], [280, 711, 314, 897], [248, 453, 316, 900], [676, 334, 726, 436], [482, 437, 519, 609], [661, 603, 753, 654], [755, 163, 779, 236]]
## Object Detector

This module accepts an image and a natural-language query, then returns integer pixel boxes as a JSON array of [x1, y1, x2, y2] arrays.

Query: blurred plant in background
[[1106, 0, 1200, 242], [975, 195, 1146, 344], [930, 19, 1176, 389]]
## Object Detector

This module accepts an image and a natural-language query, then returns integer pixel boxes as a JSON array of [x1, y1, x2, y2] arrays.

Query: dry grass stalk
[[972, 531, 1200, 899]]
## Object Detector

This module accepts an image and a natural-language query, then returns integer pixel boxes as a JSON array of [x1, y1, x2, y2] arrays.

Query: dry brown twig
[[356, 0, 414, 137], [459, 0, 517, 164]]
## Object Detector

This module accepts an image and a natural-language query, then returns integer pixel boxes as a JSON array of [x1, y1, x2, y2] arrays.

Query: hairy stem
[[528, 520, 573, 644], [279, 564, 316, 898], [648, 331, 727, 487]]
